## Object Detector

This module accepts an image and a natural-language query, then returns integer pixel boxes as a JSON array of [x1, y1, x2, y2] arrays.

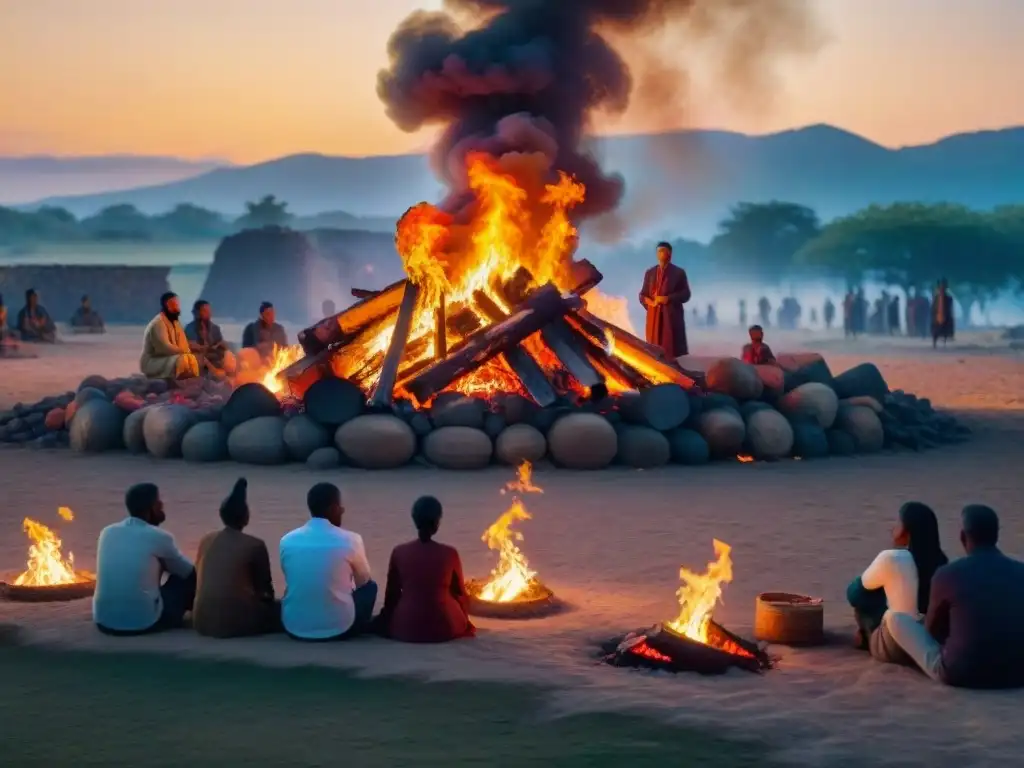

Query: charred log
[[568, 258, 603, 297], [278, 348, 334, 398], [472, 290, 508, 324], [615, 383, 691, 432], [503, 346, 558, 407], [539, 319, 607, 401], [367, 281, 421, 409], [350, 287, 379, 299], [446, 304, 483, 338], [434, 294, 447, 360], [299, 278, 407, 354]]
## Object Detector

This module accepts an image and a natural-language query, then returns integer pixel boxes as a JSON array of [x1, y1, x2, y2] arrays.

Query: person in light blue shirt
[[92, 483, 196, 635], [280, 482, 377, 641]]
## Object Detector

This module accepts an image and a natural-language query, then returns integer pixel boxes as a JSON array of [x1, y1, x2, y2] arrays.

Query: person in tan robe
[[140, 292, 199, 380], [193, 478, 281, 638]]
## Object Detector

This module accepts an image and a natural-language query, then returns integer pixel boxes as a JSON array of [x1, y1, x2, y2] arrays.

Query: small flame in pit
[[737, 455, 754, 463], [665, 539, 734, 645], [14, 507, 90, 587], [260, 344, 305, 396], [477, 461, 544, 603]]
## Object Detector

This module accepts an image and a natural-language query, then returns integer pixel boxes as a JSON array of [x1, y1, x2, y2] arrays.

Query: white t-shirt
[[862, 548, 920, 616], [279, 518, 372, 639]]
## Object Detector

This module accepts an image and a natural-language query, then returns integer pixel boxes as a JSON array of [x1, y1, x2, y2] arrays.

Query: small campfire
[[1, 507, 95, 602], [465, 461, 560, 618], [602, 540, 771, 675]]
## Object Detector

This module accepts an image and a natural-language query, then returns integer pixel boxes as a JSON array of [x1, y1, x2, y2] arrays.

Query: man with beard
[[639, 241, 691, 358], [140, 292, 200, 380]]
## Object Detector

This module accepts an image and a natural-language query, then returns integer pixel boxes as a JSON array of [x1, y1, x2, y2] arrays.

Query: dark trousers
[[97, 571, 197, 636], [288, 580, 378, 642], [847, 576, 887, 637]]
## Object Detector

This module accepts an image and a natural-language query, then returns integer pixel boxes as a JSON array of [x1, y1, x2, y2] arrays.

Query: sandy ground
[[2, 324, 1023, 767]]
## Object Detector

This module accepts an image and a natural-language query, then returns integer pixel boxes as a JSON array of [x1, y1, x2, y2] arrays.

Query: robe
[[140, 313, 200, 380], [193, 528, 280, 638], [639, 262, 691, 358], [16, 305, 56, 342], [70, 307, 105, 332], [931, 291, 955, 340]]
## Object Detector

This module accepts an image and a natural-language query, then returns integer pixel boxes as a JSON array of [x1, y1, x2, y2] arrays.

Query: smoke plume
[[377, 0, 822, 222]]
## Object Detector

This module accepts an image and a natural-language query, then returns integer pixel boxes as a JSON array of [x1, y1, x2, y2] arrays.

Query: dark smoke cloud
[[378, 0, 821, 222]]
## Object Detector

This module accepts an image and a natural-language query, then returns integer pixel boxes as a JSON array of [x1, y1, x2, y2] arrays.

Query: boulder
[[408, 412, 433, 438], [181, 421, 229, 462], [705, 358, 764, 401], [744, 408, 794, 460], [335, 414, 416, 469], [44, 408, 65, 431], [835, 404, 885, 453], [228, 416, 289, 465], [69, 399, 126, 453], [283, 414, 331, 461], [307, 446, 342, 470], [833, 363, 888, 402], [700, 392, 740, 413], [123, 407, 150, 453], [531, 406, 570, 435], [547, 412, 617, 469], [791, 421, 830, 459], [495, 393, 539, 425], [220, 383, 282, 432], [431, 396, 488, 430], [74, 387, 107, 407], [77, 375, 109, 393], [616, 425, 671, 468], [494, 424, 547, 466], [781, 358, 835, 392], [302, 377, 365, 427], [696, 408, 746, 458], [143, 405, 198, 458], [842, 395, 883, 414], [667, 428, 711, 465], [63, 400, 79, 427], [753, 364, 786, 401], [483, 412, 507, 440], [827, 429, 856, 456], [777, 382, 840, 429], [422, 427, 493, 469], [739, 400, 773, 420], [616, 384, 690, 432]]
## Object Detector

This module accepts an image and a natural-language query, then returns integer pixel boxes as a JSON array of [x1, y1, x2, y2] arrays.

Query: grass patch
[[0, 644, 780, 767]]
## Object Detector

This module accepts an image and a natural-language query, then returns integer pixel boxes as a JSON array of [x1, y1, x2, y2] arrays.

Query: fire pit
[[464, 462, 562, 619], [602, 540, 771, 675], [0, 507, 95, 603]]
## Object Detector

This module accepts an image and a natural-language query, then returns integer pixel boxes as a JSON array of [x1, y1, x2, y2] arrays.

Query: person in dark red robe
[[375, 496, 475, 644], [931, 278, 955, 348], [639, 241, 692, 357]]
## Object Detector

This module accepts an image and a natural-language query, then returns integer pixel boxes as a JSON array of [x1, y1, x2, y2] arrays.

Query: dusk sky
[[2, 0, 1022, 161]]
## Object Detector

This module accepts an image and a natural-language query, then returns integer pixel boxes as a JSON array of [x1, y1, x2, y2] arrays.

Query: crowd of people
[[92, 480, 475, 644], [840, 279, 956, 346]]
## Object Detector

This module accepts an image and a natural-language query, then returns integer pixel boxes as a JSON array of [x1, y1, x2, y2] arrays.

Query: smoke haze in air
[[377, 0, 823, 222]]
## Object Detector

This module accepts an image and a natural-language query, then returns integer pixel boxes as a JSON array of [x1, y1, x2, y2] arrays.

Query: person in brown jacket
[[193, 478, 281, 638]]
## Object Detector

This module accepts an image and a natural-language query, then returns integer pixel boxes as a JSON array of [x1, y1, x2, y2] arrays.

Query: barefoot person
[[241, 301, 288, 360], [185, 299, 236, 378], [193, 478, 280, 638], [16, 288, 57, 342], [280, 482, 378, 641], [639, 241, 691, 358], [376, 496, 475, 644], [741, 325, 778, 366], [884, 505, 1024, 688], [140, 292, 200, 381], [847, 502, 948, 663], [92, 483, 196, 635]]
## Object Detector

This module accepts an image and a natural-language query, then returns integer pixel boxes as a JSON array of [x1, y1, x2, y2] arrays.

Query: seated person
[[375, 496, 475, 643], [69, 294, 105, 333], [280, 482, 377, 641], [16, 288, 57, 342], [184, 299, 236, 378], [93, 483, 196, 635], [241, 301, 288, 359], [847, 502, 947, 663], [884, 505, 1024, 688], [193, 478, 281, 638], [0, 294, 8, 339], [741, 324, 777, 366], [140, 292, 200, 380]]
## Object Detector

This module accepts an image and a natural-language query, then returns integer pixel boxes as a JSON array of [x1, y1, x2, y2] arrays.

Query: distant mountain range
[[7, 124, 1024, 240]]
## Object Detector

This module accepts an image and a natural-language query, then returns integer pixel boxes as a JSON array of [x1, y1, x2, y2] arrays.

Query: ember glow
[[476, 460, 544, 602], [665, 539, 734, 645], [261, 344, 305, 395], [14, 507, 90, 587]]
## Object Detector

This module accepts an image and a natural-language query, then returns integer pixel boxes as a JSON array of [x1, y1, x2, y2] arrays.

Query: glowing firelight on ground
[[14, 507, 90, 587], [476, 461, 544, 602], [664, 539, 734, 645]]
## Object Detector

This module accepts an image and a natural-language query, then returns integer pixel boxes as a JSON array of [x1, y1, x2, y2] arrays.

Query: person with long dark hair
[[847, 502, 948, 664], [375, 496, 475, 643]]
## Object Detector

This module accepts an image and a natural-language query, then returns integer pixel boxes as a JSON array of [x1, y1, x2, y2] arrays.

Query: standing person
[[888, 294, 900, 335], [854, 288, 869, 335], [738, 299, 747, 328], [193, 478, 281, 638], [905, 288, 918, 337], [884, 505, 1024, 688], [16, 288, 57, 342], [757, 296, 771, 327], [241, 301, 288, 358], [140, 292, 200, 381], [280, 482, 378, 641], [843, 291, 855, 337], [639, 241, 691, 358], [92, 483, 196, 635], [375, 496, 476, 644], [185, 299, 236, 378], [823, 297, 835, 331], [931, 278, 955, 348], [916, 290, 932, 338]]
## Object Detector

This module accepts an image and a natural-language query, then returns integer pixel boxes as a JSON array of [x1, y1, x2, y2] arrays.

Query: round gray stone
[[74, 387, 108, 407], [422, 426, 494, 469], [143, 405, 198, 458], [283, 414, 331, 461], [494, 424, 547, 466], [744, 408, 794, 460], [835, 404, 884, 453], [778, 382, 840, 429], [307, 446, 342, 470], [705, 358, 764, 401], [123, 407, 151, 454], [431, 396, 488, 430], [181, 421, 228, 462], [69, 399, 126, 453], [335, 414, 416, 469], [220, 383, 282, 432], [792, 421, 829, 459], [227, 416, 289, 465], [547, 412, 617, 470], [696, 407, 746, 459], [667, 428, 710, 465], [615, 425, 671, 468]]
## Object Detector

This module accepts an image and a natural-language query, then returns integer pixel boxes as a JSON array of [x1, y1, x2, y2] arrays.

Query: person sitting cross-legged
[[883, 505, 1024, 688], [280, 482, 377, 641], [92, 483, 196, 635], [193, 478, 281, 638]]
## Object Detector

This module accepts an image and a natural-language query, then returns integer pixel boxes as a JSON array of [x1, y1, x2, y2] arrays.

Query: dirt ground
[[1, 324, 1023, 767]]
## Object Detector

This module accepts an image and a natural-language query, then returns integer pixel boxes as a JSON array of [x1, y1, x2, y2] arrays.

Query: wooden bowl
[[754, 592, 824, 646], [465, 579, 562, 619]]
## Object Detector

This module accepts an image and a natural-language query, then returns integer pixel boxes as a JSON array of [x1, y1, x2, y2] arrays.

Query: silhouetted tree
[[709, 201, 821, 282], [156, 203, 228, 239], [235, 195, 292, 229], [81, 204, 153, 241]]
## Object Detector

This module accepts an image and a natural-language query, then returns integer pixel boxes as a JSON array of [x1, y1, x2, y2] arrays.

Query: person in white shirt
[[846, 501, 948, 663], [93, 483, 196, 634], [280, 482, 377, 641]]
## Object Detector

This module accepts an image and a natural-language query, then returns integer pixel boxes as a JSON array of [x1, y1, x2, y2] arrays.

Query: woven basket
[[754, 592, 824, 646]]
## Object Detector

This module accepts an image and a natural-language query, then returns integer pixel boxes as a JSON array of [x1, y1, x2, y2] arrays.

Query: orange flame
[[14, 507, 91, 587], [665, 539, 734, 645], [477, 461, 544, 602], [260, 344, 305, 395]]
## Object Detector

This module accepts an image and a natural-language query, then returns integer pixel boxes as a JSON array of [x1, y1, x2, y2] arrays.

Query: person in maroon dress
[[376, 496, 475, 644], [639, 241, 692, 357]]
